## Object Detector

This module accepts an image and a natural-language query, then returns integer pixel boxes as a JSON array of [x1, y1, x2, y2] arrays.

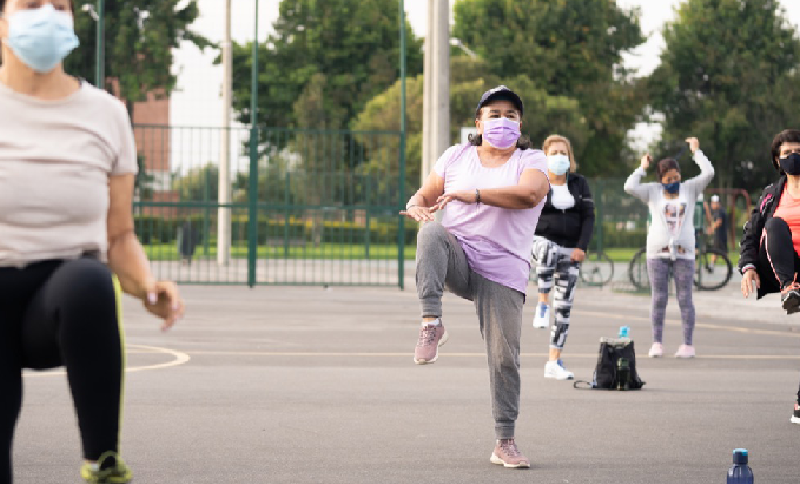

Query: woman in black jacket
[[740, 128, 800, 424], [531, 135, 595, 380]]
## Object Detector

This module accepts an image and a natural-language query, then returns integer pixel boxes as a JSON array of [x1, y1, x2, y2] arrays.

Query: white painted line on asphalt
[[181, 350, 800, 360], [22, 344, 191, 378]]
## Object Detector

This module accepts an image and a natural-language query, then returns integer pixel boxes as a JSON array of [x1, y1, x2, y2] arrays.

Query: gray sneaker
[[490, 439, 530, 468], [414, 321, 448, 365]]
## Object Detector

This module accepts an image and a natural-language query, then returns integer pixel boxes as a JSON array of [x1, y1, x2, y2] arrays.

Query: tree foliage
[[353, 57, 586, 196], [227, 0, 423, 130], [647, 0, 800, 191], [66, 0, 211, 113], [452, 0, 646, 175]]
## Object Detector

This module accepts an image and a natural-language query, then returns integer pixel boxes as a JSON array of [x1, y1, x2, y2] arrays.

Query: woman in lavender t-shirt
[[400, 86, 550, 468]]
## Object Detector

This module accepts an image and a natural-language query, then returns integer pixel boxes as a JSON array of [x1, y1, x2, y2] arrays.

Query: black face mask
[[780, 153, 800, 176]]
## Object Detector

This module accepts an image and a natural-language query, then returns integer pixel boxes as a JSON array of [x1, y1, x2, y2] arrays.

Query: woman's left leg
[[20, 259, 126, 465], [672, 258, 696, 351], [472, 275, 529, 468]]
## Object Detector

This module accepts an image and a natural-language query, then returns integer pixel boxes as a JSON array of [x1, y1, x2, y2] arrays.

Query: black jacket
[[739, 175, 786, 298], [534, 173, 595, 251]]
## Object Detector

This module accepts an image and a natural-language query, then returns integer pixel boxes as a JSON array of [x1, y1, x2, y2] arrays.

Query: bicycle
[[579, 250, 614, 287], [627, 230, 733, 291]]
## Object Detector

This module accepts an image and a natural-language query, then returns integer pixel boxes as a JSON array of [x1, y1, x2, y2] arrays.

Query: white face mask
[[547, 154, 570, 175]]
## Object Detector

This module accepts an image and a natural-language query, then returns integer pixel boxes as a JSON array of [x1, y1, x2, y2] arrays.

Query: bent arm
[[739, 190, 766, 274], [407, 170, 445, 208], [106, 174, 156, 300], [683, 149, 715, 192], [478, 168, 550, 209], [577, 178, 596, 251], [623, 167, 652, 203]]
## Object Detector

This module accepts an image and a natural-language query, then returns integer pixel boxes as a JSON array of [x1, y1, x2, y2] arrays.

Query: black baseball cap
[[475, 85, 524, 117]]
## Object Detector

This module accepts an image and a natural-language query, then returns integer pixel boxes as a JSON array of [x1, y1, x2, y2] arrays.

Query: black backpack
[[575, 338, 645, 390]]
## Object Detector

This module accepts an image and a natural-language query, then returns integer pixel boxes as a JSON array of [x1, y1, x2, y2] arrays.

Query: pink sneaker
[[674, 344, 695, 358], [648, 342, 663, 358], [414, 321, 448, 365], [490, 439, 530, 468]]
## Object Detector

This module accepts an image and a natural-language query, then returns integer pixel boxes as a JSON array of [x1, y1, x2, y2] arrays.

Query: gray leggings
[[646, 257, 695, 345], [416, 223, 524, 440], [531, 236, 580, 349]]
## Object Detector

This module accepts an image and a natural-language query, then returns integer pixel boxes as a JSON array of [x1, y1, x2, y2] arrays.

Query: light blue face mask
[[6, 4, 79, 73], [547, 154, 571, 176]]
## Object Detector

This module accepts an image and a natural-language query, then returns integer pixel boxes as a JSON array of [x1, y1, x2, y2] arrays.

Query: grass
[[145, 242, 742, 266], [145, 242, 417, 261]]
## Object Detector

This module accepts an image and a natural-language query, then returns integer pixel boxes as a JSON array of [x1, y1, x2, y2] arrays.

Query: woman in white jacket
[[624, 137, 714, 358]]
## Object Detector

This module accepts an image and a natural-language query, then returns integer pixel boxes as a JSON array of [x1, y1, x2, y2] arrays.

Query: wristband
[[476, 189, 481, 204]]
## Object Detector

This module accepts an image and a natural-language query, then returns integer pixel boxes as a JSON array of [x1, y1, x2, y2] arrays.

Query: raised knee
[[766, 216, 789, 234], [417, 222, 448, 245], [53, 259, 115, 305]]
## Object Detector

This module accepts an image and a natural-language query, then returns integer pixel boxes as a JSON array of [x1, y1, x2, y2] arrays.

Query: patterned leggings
[[646, 257, 695, 345], [531, 236, 580, 349]]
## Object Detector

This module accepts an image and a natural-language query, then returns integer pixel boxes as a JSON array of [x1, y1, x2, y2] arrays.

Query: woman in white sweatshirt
[[624, 137, 714, 358]]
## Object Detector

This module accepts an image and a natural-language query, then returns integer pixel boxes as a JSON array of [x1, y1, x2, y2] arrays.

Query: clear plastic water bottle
[[619, 326, 630, 339], [727, 448, 754, 484]]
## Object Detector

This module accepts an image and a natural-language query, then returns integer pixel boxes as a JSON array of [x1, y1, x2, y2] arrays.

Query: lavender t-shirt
[[434, 144, 548, 293]]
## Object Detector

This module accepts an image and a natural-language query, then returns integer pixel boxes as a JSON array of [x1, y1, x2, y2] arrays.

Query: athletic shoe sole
[[413, 330, 449, 365], [791, 416, 800, 425], [490, 453, 530, 468], [783, 291, 800, 314], [532, 321, 549, 329]]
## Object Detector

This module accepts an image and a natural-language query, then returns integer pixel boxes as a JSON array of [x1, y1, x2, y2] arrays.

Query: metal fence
[[133, 125, 409, 287]]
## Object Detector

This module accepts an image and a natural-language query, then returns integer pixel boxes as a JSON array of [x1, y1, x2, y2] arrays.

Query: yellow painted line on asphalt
[[23, 344, 190, 378]]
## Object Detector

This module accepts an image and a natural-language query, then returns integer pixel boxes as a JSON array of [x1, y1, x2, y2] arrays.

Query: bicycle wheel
[[580, 251, 614, 286], [694, 248, 733, 290], [627, 247, 650, 291]]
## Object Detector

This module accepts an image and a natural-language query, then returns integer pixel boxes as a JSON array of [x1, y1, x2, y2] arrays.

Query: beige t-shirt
[[0, 80, 138, 267]]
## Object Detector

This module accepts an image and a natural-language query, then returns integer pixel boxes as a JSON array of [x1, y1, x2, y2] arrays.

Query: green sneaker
[[80, 452, 133, 484]]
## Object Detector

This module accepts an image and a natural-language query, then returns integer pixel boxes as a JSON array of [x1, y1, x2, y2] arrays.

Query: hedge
[[134, 213, 418, 245]]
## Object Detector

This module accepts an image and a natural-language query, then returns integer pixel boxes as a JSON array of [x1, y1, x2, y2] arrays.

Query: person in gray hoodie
[[624, 137, 714, 358]]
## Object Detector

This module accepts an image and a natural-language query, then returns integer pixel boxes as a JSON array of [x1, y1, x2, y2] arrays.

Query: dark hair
[[656, 158, 681, 180], [771, 129, 800, 171], [468, 133, 532, 150]]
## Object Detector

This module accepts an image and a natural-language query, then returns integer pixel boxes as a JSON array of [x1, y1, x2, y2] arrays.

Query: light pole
[[218, 0, 232, 266], [81, 0, 105, 89], [247, 0, 260, 287]]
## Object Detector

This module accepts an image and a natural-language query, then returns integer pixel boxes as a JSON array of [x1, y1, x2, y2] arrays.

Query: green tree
[[228, 0, 423, 130], [173, 163, 218, 202], [353, 57, 586, 197], [647, 0, 800, 191], [66, 0, 212, 114], [452, 0, 646, 175]]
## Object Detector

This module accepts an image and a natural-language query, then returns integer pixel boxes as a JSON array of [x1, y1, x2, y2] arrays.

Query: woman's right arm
[[400, 169, 446, 222], [623, 154, 653, 203], [740, 187, 769, 297]]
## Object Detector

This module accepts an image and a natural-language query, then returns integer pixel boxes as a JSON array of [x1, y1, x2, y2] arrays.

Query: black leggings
[[0, 258, 124, 484], [760, 217, 800, 291], [760, 217, 800, 401]]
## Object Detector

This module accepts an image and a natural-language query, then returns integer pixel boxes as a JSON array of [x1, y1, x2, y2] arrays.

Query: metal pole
[[247, 0, 260, 288], [96, 0, 105, 89], [421, 0, 434, 187], [398, 0, 407, 290], [218, 0, 232, 266]]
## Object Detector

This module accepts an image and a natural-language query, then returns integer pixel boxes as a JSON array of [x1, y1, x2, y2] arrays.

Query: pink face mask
[[482, 117, 521, 149]]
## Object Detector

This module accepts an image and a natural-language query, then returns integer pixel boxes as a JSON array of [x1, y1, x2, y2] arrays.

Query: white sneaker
[[648, 342, 663, 358], [544, 360, 574, 380], [533, 304, 550, 329]]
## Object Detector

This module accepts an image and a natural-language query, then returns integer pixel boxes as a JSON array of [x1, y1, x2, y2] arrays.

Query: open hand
[[434, 191, 478, 211], [400, 206, 436, 222], [741, 269, 760, 298], [142, 280, 185, 331]]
